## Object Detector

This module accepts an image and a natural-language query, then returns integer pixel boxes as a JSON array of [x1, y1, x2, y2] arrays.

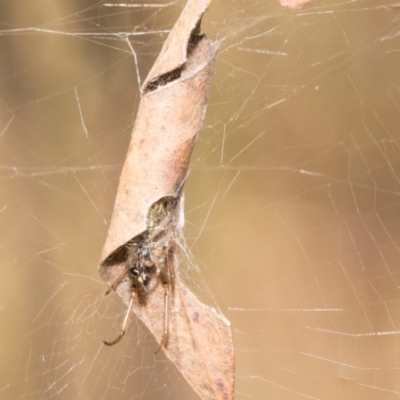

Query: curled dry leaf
[[98, 0, 235, 399]]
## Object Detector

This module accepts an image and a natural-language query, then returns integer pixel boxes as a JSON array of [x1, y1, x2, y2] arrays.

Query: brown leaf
[[98, 0, 235, 399]]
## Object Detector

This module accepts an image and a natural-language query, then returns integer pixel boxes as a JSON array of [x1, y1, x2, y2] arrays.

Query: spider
[[102, 197, 178, 353]]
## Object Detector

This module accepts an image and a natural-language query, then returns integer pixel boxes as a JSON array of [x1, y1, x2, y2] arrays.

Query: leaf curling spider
[[102, 197, 179, 353]]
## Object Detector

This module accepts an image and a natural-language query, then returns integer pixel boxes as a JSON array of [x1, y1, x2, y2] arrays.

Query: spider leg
[[104, 269, 128, 296], [168, 247, 176, 292], [103, 291, 135, 346], [155, 247, 175, 354], [154, 280, 170, 354]]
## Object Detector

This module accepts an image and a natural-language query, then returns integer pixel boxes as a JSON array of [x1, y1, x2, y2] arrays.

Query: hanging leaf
[[99, 0, 235, 399]]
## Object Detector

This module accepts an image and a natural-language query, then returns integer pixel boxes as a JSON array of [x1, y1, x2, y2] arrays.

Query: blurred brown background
[[1, 1, 400, 399]]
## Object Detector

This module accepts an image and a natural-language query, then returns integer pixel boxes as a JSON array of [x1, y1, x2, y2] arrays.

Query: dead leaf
[[98, 0, 235, 399]]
